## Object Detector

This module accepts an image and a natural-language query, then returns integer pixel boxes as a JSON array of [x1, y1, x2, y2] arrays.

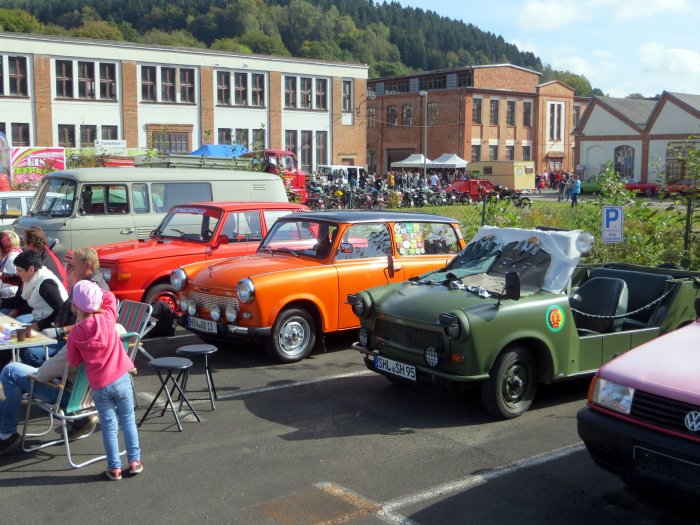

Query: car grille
[[630, 390, 700, 438], [374, 319, 443, 352], [190, 289, 239, 310]]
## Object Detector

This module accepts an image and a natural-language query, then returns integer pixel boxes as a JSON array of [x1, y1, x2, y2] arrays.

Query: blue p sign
[[605, 207, 619, 228], [602, 205, 623, 243]]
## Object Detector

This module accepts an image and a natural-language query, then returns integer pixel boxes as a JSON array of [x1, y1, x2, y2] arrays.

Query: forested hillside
[[0, 0, 602, 96]]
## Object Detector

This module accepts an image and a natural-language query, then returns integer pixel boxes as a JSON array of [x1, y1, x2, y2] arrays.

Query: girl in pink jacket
[[66, 280, 143, 480]]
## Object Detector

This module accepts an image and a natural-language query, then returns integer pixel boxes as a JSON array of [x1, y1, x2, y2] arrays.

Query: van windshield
[[29, 177, 76, 217]]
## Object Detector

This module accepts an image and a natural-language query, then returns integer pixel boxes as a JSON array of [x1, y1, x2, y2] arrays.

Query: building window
[[489, 100, 499, 125], [58, 124, 76, 147], [218, 128, 232, 144], [78, 62, 95, 99], [402, 104, 413, 126], [387, 106, 397, 127], [457, 69, 472, 87], [342, 80, 353, 113], [523, 101, 532, 127], [55, 60, 73, 98], [141, 66, 156, 101], [217, 72, 230, 105], [472, 99, 482, 124], [101, 125, 118, 140], [251, 73, 265, 107], [315, 78, 327, 110], [235, 128, 249, 148], [300, 77, 312, 109], [99, 63, 116, 100], [0, 61, 3, 95], [384, 79, 409, 94], [489, 145, 498, 161], [151, 132, 188, 153], [252, 128, 265, 149], [300, 130, 312, 173], [506, 101, 515, 126], [505, 145, 514, 161], [161, 67, 176, 103], [549, 102, 563, 141], [471, 144, 481, 162], [180, 68, 195, 103], [9, 56, 27, 96], [285, 130, 298, 156], [11, 123, 29, 146], [614, 145, 635, 179], [522, 145, 531, 161], [419, 75, 447, 90], [315, 131, 327, 166], [284, 76, 297, 109], [234, 72, 247, 106], [367, 107, 375, 128], [428, 102, 438, 126], [573, 106, 581, 127], [80, 125, 97, 147]]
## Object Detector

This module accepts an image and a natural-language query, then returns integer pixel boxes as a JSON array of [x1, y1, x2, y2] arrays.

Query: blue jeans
[[92, 373, 141, 469], [20, 343, 62, 368], [0, 362, 63, 435]]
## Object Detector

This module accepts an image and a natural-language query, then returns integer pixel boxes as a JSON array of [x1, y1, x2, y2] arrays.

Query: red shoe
[[129, 460, 144, 475], [106, 468, 122, 481]]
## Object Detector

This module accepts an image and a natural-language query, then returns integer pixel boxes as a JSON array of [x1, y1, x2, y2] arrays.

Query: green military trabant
[[349, 226, 700, 419]]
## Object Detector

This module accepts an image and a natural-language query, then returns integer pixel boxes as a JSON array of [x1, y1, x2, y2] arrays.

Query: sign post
[[602, 206, 624, 243]]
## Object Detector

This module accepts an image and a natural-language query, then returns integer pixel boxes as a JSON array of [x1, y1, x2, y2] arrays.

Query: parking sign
[[602, 206, 624, 243]]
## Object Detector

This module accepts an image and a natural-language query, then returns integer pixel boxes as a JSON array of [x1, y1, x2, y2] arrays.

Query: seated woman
[[0, 230, 22, 301]]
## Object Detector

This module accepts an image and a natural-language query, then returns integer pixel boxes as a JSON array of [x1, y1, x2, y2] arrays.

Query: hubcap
[[503, 362, 528, 406], [278, 318, 310, 356], [157, 294, 177, 313]]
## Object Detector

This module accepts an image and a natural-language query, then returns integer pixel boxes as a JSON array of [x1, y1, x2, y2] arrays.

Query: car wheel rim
[[278, 318, 311, 357], [502, 362, 529, 406], [157, 293, 177, 313]]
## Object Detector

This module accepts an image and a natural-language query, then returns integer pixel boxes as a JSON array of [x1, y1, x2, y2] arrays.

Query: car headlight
[[357, 327, 370, 347], [237, 278, 255, 303], [187, 299, 197, 316], [347, 293, 372, 319], [178, 296, 189, 312], [171, 268, 187, 291], [592, 378, 635, 415], [576, 232, 595, 256], [424, 346, 443, 368], [438, 311, 470, 341], [210, 304, 220, 321], [100, 268, 112, 282], [225, 303, 239, 322]]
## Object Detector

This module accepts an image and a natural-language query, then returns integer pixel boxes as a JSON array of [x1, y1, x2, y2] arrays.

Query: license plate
[[188, 316, 217, 334], [634, 447, 700, 490], [375, 354, 416, 382]]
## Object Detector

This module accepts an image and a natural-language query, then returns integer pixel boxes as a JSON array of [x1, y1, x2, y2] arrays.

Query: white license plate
[[188, 316, 217, 334], [375, 355, 416, 382]]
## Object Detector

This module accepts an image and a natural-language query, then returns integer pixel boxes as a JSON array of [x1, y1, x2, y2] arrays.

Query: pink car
[[577, 299, 700, 502]]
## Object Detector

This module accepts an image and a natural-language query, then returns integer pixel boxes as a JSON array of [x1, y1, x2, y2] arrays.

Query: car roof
[[170, 201, 308, 211], [277, 209, 459, 223]]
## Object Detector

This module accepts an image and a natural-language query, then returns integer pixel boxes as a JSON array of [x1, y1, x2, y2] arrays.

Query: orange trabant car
[[94, 201, 308, 310], [172, 210, 466, 362]]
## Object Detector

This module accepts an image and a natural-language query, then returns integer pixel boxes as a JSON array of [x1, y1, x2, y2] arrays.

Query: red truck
[[246, 149, 308, 203]]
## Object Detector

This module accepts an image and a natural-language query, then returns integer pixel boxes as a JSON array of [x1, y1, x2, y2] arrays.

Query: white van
[[0, 191, 35, 226], [315, 165, 369, 186], [13, 168, 288, 258]]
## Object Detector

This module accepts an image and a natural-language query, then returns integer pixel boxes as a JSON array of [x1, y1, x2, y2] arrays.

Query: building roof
[[597, 96, 657, 127], [666, 92, 700, 112], [368, 63, 541, 84]]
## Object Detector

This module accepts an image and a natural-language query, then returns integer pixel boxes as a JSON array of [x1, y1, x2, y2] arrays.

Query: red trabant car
[[444, 178, 496, 203], [94, 201, 308, 310]]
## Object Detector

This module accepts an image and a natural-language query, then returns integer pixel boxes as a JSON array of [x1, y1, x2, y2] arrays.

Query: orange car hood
[[97, 237, 208, 263], [191, 253, 324, 288]]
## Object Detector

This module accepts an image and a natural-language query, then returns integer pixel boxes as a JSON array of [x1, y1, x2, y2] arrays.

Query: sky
[[394, 0, 700, 98]]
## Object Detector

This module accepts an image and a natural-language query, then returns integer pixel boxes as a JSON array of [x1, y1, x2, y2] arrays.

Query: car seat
[[569, 277, 628, 334]]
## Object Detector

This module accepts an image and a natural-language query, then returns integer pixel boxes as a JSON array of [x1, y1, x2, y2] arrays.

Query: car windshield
[[29, 177, 75, 217], [259, 219, 337, 258], [154, 206, 222, 242]]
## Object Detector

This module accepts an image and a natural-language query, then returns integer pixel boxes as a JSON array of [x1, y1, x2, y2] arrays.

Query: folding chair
[[117, 300, 156, 361], [20, 332, 141, 469]]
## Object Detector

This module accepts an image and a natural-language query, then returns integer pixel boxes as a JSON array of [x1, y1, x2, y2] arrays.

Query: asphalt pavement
[[2, 330, 697, 524]]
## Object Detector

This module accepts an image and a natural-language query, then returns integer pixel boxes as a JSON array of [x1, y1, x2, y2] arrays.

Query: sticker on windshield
[[173, 207, 205, 214], [546, 305, 565, 332]]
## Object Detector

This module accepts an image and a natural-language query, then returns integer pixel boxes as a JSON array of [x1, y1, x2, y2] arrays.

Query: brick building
[[365, 64, 589, 175], [0, 32, 368, 173]]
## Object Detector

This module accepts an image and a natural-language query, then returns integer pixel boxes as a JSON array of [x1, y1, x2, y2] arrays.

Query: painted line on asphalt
[[315, 442, 585, 525]]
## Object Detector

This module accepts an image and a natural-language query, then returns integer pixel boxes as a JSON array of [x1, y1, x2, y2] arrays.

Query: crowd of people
[[316, 167, 470, 191], [0, 226, 142, 480], [535, 170, 582, 207]]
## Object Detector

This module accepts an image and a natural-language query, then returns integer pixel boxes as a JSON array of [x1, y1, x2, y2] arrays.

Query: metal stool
[[176, 344, 218, 410], [138, 357, 201, 432]]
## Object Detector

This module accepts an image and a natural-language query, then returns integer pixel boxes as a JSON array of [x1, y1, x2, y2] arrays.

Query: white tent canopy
[[391, 153, 431, 168], [428, 153, 468, 169]]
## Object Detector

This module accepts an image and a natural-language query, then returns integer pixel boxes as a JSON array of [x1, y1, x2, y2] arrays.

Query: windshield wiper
[[30, 211, 52, 217], [168, 228, 189, 238], [272, 247, 298, 257]]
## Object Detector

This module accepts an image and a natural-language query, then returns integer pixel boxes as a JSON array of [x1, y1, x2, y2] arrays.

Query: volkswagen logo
[[684, 411, 700, 432]]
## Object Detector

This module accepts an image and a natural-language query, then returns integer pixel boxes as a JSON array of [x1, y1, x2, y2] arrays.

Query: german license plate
[[188, 316, 217, 334], [634, 447, 700, 490], [375, 354, 416, 382]]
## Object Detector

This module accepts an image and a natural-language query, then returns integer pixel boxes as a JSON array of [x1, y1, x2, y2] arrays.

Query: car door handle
[[393, 265, 403, 272], [120, 228, 135, 234]]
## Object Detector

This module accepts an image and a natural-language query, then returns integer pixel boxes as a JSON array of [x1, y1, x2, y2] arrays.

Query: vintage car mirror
[[214, 234, 229, 247], [339, 242, 353, 254], [504, 272, 521, 301]]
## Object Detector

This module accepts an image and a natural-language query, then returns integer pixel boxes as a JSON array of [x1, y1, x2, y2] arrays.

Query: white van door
[[72, 183, 138, 248]]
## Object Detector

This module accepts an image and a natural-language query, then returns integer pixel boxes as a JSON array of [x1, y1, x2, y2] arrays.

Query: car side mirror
[[214, 234, 229, 247], [339, 242, 353, 254]]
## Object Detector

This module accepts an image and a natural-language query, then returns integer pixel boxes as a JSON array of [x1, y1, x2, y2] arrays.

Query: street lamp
[[419, 90, 428, 179]]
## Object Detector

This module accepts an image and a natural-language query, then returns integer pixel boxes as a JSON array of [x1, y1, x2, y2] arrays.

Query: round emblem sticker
[[546, 305, 565, 332]]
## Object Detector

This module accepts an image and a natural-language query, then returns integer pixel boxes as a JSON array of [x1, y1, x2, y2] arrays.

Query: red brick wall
[[331, 77, 367, 166], [268, 72, 282, 148], [121, 62, 138, 148], [33, 55, 53, 146], [199, 66, 214, 145], [473, 66, 539, 92]]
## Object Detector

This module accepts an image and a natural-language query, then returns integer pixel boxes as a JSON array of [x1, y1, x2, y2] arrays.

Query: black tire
[[267, 308, 317, 363], [644, 188, 654, 198], [516, 197, 532, 209], [460, 194, 473, 205], [481, 346, 538, 419], [144, 283, 178, 313]]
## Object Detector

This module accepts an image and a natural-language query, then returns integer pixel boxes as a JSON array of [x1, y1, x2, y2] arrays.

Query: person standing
[[23, 226, 67, 289], [571, 175, 581, 207]]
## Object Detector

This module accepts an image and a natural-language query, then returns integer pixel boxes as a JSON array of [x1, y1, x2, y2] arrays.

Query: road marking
[[315, 442, 585, 524]]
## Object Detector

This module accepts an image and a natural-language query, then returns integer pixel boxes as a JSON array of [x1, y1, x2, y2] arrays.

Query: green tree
[[211, 38, 253, 54], [72, 20, 125, 41], [239, 30, 290, 56], [140, 29, 206, 49], [0, 8, 42, 32]]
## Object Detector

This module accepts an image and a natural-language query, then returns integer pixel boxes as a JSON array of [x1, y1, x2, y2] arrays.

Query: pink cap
[[72, 280, 103, 313]]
